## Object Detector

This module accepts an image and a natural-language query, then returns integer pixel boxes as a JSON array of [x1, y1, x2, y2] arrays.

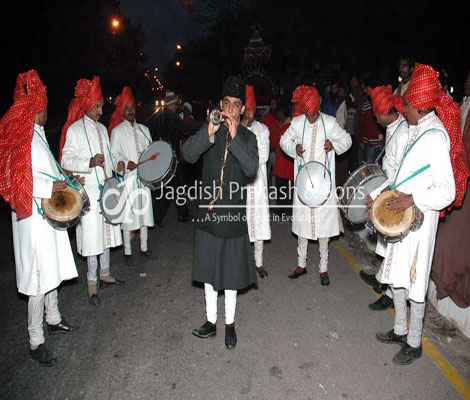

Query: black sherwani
[[182, 123, 259, 290]]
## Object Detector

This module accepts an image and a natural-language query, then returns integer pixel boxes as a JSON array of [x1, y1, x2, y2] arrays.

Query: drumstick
[[301, 154, 315, 189], [137, 153, 158, 167]]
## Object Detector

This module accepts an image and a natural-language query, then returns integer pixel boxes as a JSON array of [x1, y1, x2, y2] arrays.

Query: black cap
[[221, 75, 245, 103]]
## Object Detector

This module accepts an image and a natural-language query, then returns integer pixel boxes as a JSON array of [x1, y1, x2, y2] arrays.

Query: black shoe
[[288, 267, 307, 279], [88, 294, 100, 307], [125, 254, 135, 268], [99, 277, 125, 289], [178, 214, 193, 223], [192, 321, 216, 339], [30, 344, 57, 367], [376, 329, 407, 345], [320, 272, 330, 286], [393, 343, 423, 365], [140, 249, 157, 260], [359, 271, 387, 294], [47, 319, 78, 334], [256, 266, 268, 278], [369, 295, 394, 311], [225, 323, 237, 349]]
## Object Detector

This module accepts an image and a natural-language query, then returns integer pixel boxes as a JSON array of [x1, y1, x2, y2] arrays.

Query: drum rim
[[99, 177, 126, 225], [138, 141, 175, 182], [370, 191, 414, 237], [41, 187, 83, 222]]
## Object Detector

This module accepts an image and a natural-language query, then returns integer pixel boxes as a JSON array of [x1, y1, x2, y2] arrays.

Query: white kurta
[[394, 80, 410, 97], [375, 115, 409, 257], [110, 119, 154, 231], [12, 125, 78, 296], [280, 113, 352, 240], [61, 116, 122, 257], [336, 100, 347, 130], [246, 121, 271, 242], [375, 113, 455, 302], [461, 96, 470, 135]]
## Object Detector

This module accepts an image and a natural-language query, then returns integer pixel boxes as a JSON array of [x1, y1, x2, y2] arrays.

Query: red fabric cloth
[[262, 111, 280, 151], [108, 86, 135, 137], [0, 70, 47, 218], [461, 103, 470, 162], [273, 120, 294, 180], [405, 63, 469, 212], [59, 76, 103, 162], [292, 85, 320, 116], [369, 85, 404, 116], [245, 85, 256, 112]]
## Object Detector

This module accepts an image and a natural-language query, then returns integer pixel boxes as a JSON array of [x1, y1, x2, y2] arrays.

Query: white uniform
[[61, 115, 122, 258], [246, 121, 271, 268], [110, 119, 154, 231], [394, 80, 410, 97], [280, 113, 351, 272], [12, 124, 78, 348]]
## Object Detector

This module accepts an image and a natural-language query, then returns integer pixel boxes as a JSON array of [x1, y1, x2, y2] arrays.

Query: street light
[[111, 18, 120, 29], [176, 61, 181, 67], [176, 44, 182, 50]]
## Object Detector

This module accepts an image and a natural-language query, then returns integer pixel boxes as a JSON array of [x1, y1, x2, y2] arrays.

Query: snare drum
[[340, 163, 387, 224], [370, 190, 423, 242], [295, 161, 332, 207], [99, 177, 126, 225], [138, 141, 177, 190], [41, 176, 89, 230]]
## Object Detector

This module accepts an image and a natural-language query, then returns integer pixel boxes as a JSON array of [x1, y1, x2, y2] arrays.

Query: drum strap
[[208, 131, 230, 211], [300, 115, 331, 175], [34, 130, 79, 191], [390, 128, 443, 190], [137, 124, 152, 144], [374, 119, 407, 164]]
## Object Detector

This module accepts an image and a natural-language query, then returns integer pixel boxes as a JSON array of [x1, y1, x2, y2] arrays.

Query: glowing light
[[155, 67, 158, 71], [176, 44, 182, 50], [450, 86, 454, 94], [398, 76, 403, 83], [176, 61, 181, 67], [111, 18, 120, 28]]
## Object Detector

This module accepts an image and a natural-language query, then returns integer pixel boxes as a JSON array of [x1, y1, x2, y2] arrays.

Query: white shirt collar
[[84, 114, 97, 125], [124, 118, 136, 128]]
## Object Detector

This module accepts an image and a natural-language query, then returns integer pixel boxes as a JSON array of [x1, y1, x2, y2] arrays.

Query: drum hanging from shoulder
[[295, 161, 332, 208], [138, 140, 177, 190], [99, 177, 126, 225], [369, 190, 424, 243], [340, 163, 387, 224], [41, 176, 89, 230]]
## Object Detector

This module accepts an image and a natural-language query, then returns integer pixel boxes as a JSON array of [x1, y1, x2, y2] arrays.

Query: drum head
[[345, 175, 388, 223], [42, 187, 82, 222], [138, 141, 173, 184], [100, 177, 126, 225], [371, 191, 414, 237], [295, 162, 331, 207]]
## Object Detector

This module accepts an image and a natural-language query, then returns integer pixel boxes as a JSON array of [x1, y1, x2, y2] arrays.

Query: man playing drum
[[182, 76, 259, 349], [373, 64, 466, 365], [60, 77, 123, 307], [0, 70, 78, 366], [241, 85, 271, 279], [109, 86, 155, 268], [280, 85, 352, 286], [359, 85, 409, 311]]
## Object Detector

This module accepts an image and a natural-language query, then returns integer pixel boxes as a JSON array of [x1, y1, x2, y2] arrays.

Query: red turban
[[245, 85, 256, 112], [0, 70, 47, 218], [405, 63, 469, 213], [108, 86, 136, 137], [369, 85, 405, 116], [292, 85, 320, 117], [59, 76, 103, 162]]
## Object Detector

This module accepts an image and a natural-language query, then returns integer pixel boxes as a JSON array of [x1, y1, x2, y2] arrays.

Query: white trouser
[[375, 260, 393, 298], [28, 289, 61, 350], [297, 236, 329, 273], [254, 240, 263, 268], [204, 283, 237, 325], [392, 287, 425, 348], [87, 248, 110, 282], [123, 226, 148, 255]]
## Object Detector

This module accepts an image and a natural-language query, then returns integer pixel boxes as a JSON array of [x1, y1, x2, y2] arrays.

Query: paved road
[[0, 203, 468, 400]]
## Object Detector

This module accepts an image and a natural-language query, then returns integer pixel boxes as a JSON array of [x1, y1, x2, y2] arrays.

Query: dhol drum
[[295, 161, 332, 207], [369, 190, 424, 243], [99, 177, 126, 225], [340, 163, 387, 224], [138, 141, 177, 190], [41, 177, 89, 230]]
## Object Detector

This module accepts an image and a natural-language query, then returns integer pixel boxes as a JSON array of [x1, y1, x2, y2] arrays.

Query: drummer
[[359, 85, 409, 311], [280, 85, 352, 286], [109, 86, 155, 267], [0, 70, 78, 366], [60, 76, 123, 307], [373, 64, 463, 365]]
